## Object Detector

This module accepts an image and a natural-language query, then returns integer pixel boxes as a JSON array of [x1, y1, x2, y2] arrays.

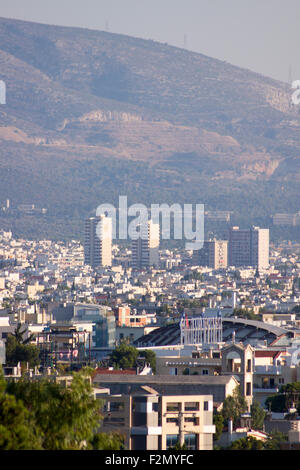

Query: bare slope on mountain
[[0, 16, 299, 239], [0, 17, 299, 144]]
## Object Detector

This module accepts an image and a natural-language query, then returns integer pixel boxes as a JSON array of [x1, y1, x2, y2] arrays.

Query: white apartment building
[[84, 215, 112, 268], [229, 226, 269, 269], [131, 219, 160, 269]]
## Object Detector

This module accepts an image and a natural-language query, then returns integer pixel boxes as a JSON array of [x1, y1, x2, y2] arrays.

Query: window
[[104, 416, 125, 425], [246, 382, 252, 396], [167, 402, 181, 412], [166, 434, 179, 449], [247, 359, 252, 372], [212, 352, 220, 359], [202, 369, 209, 375], [184, 402, 199, 411], [110, 401, 125, 412], [166, 417, 178, 424], [185, 417, 199, 425], [184, 433, 197, 450], [204, 401, 209, 411], [153, 402, 159, 412]]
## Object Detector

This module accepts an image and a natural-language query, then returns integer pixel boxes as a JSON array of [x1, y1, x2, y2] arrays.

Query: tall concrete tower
[[193, 239, 228, 269], [84, 215, 112, 268], [229, 226, 269, 269], [131, 219, 160, 269]]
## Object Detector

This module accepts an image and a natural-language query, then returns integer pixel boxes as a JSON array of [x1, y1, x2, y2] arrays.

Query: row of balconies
[[255, 365, 282, 375], [253, 386, 280, 394]]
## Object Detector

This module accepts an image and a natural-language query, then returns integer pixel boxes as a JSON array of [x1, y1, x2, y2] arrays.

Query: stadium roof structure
[[133, 317, 299, 348]]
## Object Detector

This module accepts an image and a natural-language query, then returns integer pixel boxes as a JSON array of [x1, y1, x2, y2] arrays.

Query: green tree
[[263, 431, 288, 450], [6, 369, 101, 450], [265, 381, 300, 413], [213, 412, 224, 441], [222, 386, 248, 428], [250, 400, 266, 431], [232, 308, 260, 321], [5, 322, 40, 368], [109, 343, 139, 369], [5, 335, 40, 368], [12, 323, 35, 344], [91, 432, 125, 450], [0, 394, 42, 450], [265, 393, 286, 413], [281, 382, 300, 411], [139, 349, 156, 373], [1, 367, 127, 450], [0, 368, 42, 450], [229, 436, 264, 450]]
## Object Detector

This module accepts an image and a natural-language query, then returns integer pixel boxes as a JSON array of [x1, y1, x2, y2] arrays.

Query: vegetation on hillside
[[0, 17, 299, 241]]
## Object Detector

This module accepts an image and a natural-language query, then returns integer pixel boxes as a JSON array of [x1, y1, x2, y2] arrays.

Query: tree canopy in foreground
[[0, 367, 124, 450]]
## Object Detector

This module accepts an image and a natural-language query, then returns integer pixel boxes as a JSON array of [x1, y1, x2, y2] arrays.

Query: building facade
[[131, 220, 160, 269], [84, 215, 112, 268], [96, 387, 215, 450], [193, 239, 228, 269], [117, 305, 152, 328], [228, 226, 269, 269], [155, 342, 254, 410]]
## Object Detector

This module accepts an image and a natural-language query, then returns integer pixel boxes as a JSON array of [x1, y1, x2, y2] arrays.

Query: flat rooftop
[[93, 374, 234, 385]]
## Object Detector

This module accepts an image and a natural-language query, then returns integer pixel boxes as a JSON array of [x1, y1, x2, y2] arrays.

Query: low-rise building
[[95, 385, 215, 450]]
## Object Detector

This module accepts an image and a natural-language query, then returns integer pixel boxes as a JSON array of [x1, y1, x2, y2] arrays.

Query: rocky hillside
[[0, 17, 299, 238]]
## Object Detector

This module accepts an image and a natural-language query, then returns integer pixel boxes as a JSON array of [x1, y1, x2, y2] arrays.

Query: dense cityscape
[[1, 0, 300, 457], [1, 214, 300, 450]]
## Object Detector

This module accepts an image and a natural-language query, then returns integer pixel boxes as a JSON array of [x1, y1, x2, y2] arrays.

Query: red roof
[[255, 350, 282, 358]]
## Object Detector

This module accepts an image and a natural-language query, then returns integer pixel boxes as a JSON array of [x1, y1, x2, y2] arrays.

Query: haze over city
[[0, 0, 300, 83], [0, 0, 300, 455]]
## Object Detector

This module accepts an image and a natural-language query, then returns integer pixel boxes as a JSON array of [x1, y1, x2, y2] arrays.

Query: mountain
[[0, 17, 299, 240]]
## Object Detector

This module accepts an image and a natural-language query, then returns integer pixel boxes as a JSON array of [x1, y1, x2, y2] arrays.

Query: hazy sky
[[0, 0, 299, 83]]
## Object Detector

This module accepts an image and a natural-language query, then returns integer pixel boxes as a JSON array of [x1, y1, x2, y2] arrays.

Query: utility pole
[[178, 411, 185, 447]]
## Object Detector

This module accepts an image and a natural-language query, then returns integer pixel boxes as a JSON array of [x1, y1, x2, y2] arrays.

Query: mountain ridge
[[0, 17, 299, 239]]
